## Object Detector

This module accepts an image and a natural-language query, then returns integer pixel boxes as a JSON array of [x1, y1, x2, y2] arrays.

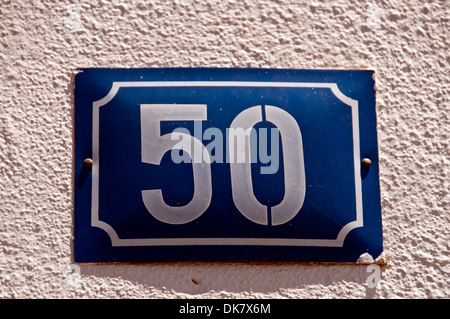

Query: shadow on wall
[[76, 261, 387, 298]]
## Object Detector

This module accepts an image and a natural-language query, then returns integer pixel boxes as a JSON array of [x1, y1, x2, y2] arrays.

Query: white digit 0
[[229, 105, 305, 226], [229, 106, 267, 225], [265, 105, 306, 226]]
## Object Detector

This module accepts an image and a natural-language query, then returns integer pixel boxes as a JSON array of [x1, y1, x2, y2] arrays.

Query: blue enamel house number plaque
[[74, 68, 382, 263]]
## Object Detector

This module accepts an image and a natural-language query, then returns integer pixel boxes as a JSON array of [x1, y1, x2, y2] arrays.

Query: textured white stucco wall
[[0, 0, 448, 299]]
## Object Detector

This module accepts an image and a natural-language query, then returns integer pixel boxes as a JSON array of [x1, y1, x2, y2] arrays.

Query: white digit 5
[[229, 105, 305, 226], [140, 104, 212, 225]]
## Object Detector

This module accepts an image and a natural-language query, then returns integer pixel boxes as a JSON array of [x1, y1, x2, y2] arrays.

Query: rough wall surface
[[0, 0, 448, 298]]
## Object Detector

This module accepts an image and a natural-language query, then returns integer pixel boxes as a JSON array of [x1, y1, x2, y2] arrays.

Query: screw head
[[83, 158, 94, 168], [362, 158, 372, 168]]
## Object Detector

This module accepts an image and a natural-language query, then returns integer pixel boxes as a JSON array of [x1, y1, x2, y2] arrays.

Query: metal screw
[[362, 158, 372, 168], [83, 158, 94, 168]]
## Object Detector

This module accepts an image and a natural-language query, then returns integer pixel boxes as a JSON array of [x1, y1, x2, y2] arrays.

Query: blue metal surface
[[74, 68, 382, 263]]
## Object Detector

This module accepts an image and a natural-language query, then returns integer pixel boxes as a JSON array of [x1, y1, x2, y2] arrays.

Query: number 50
[[140, 104, 305, 226]]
